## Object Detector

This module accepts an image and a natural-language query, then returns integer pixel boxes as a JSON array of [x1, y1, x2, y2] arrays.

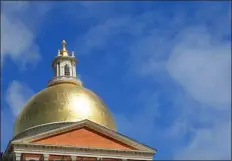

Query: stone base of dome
[[48, 76, 82, 87]]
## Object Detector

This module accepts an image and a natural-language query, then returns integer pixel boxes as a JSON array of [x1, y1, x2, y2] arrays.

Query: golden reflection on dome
[[70, 94, 92, 117], [14, 83, 116, 136]]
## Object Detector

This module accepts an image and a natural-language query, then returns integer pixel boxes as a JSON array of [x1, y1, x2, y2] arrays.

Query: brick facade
[[32, 127, 135, 150]]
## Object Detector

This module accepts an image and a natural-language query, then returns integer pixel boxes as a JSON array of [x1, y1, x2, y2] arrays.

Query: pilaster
[[61, 65, 64, 76], [71, 156, 76, 161], [56, 63, 59, 77], [15, 152, 21, 161], [43, 154, 49, 160], [70, 63, 73, 76], [73, 65, 76, 77]]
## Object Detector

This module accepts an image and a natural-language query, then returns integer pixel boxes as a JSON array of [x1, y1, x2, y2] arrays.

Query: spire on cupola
[[48, 40, 82, 87], [59, 40, 69, 56]]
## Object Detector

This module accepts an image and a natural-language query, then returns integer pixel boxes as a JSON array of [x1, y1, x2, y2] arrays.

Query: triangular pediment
[[31, 126, 136, 150], [11, 120, 156, 153]]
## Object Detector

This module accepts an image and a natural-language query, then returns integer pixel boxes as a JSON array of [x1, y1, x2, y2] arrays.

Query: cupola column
[[73, 62, 77, 77], [56, 62, 59, 77]]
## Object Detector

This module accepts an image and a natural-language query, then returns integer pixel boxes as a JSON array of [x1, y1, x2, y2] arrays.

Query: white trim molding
[[13, 143, 154, 161]]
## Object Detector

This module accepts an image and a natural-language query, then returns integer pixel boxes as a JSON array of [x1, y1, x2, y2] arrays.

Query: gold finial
[[60, 40, 69, 56], [62, 40, 67, 51]]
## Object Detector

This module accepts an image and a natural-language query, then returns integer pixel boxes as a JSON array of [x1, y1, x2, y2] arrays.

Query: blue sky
[[1, 1, 231, 160]]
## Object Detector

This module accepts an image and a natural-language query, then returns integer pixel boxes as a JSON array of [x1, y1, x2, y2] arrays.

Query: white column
[[69, 63, 73, 76], [71, 62, 74, 77], [58, 63, 61, 76], [61, 66, 64, 76], [71, 156, 76, 161], [15, 152, 21, 161], [72, 62, 74, 77], [56, 63, 59, 77], [43, 154, 49, 160], [73, 65, 76, 77]]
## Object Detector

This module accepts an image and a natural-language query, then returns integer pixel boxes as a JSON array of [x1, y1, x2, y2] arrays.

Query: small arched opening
[[64, 64, 70, 76]]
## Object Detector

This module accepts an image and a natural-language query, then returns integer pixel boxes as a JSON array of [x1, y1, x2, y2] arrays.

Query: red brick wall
[[32, 127, 135, 150], [49, 154, 71, 161]]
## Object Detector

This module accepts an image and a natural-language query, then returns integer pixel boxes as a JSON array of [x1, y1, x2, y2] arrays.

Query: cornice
[[52, 56, 77, 67], [12, 143, 154, 160]]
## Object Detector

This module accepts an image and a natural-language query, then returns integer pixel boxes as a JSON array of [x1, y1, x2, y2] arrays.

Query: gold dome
[[14, 83, 116, 136]]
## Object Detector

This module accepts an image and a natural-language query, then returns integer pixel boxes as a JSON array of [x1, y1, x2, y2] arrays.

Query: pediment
[[12, 120, 156, 153], [32, 126, 136, 150]]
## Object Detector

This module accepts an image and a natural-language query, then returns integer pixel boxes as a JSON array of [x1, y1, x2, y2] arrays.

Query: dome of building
[[13, 40, 116, 136]]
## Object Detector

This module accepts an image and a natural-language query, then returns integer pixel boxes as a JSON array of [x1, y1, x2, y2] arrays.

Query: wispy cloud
[[1, 2, 230, 160], [166, 26, 231, 160], [75, 2, 231, 159], [1, 2, 52, 69], [175, 121, 231, 160], [6, 81, 34, 116], [75, 10, 156, 55], [2, 80, 34, 152], [131, 5, 231, 160], [167, 26, 231, 108]]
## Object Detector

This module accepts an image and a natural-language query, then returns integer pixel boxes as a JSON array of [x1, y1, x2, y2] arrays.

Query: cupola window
[[64, 64, 70, 76]]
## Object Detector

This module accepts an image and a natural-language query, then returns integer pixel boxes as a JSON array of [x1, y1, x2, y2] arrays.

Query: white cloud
[[75, 11, 156, 55], [113, 5, 230, 160], [165, 25, 231, 160], [77, 16, 130, 54], [167, 27, 231, 108], [175, 121, 231, 160], [1, 13, 40, 69], [1, 2, 52, 69], [5, 81, 34, 116], [76, 16, 132, 55], [1, 2, 229, 159], [131, 25, 231, 159]]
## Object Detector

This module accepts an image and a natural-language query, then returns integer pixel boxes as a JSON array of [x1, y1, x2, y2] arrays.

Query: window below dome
[[64, 64, 70, 76]]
